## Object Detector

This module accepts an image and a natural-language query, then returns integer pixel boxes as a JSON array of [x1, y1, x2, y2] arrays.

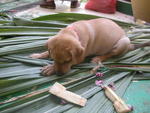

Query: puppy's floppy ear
[[70, 45, 85, 64]]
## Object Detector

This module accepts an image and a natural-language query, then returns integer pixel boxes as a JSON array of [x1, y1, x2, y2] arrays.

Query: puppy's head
[[46, 35, 84, 75]]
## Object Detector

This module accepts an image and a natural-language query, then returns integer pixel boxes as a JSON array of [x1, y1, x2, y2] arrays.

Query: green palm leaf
[[0, 13, 149, 113]]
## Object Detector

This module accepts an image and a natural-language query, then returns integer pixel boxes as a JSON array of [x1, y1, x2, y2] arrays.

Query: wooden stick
[[49, 82, 87, 106], [91, 61, 104, 74], [104, 86, 131, 113]]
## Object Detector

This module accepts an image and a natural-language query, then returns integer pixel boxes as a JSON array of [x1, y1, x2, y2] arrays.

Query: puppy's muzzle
[[55, 63, 71, 75], [55, 71, 65, 76]]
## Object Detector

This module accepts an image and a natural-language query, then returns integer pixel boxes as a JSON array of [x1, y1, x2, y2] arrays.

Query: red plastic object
[[85, 0, 117, 14]]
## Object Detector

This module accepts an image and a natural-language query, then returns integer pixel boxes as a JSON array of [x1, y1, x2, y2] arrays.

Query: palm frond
[[0, 13, 149, 113]]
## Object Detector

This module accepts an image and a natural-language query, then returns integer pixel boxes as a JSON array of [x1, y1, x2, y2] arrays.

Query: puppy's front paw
[[42, 64, 55, 76], [30, 53, 42, 59], [91, 57, 101, 64]]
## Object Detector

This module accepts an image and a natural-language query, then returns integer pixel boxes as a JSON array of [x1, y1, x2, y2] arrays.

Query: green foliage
[[0, 13, 149, 113]]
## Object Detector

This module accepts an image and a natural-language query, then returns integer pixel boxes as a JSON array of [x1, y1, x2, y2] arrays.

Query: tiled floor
[[15, 1, 134, 23]]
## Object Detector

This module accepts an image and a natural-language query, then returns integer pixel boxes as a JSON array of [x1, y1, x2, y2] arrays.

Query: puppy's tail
[[129, 41, 150, 51]]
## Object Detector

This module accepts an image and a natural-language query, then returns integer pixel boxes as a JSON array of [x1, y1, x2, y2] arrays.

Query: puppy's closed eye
[[59, 57, 71, 64], [64, 58, 71, 63], [66, 57, 71, 62]]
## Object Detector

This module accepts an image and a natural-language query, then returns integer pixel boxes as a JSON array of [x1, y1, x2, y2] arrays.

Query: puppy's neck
[[60, 25, 79, 40]]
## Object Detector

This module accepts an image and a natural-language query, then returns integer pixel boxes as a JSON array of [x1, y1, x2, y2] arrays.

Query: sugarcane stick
[[91, 61, 104, 74], [104, 86, 131, 113], [49, 82, 87, 106]]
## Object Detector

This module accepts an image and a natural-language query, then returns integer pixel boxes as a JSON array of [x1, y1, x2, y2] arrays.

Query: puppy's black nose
[[56, 71, 64, 76]]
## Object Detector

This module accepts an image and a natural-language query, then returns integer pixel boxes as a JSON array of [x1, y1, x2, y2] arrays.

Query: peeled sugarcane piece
[[104, 86, 131, 113], [47, 72, 130, 113], [49, 82, 87, 106], [91, 61, 104, 74]]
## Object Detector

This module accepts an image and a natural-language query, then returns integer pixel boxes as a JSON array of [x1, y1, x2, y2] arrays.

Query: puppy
[[30, 18, 150, 76]]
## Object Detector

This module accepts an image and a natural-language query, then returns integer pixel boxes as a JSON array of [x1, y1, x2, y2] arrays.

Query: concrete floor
[[15, 0, 134, 23]]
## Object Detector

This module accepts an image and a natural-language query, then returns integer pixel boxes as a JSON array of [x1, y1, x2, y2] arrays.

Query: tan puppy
[[30, 18, 150, 76]]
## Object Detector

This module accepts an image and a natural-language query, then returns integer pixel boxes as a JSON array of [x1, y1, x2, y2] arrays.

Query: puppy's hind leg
[[92, 37, 131, 64]]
